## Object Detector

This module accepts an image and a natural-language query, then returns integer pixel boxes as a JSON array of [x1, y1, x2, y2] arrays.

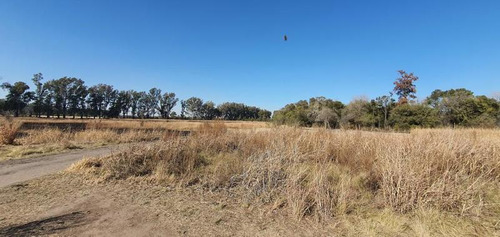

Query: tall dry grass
[[16, 117, 270, 131], [70, 125, 500, 227], [0, 117, 22, 145], [17, 128, 164, 146]]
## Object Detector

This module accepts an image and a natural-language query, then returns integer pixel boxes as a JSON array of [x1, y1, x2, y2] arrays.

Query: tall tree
[[129, 90, 143, 119], [201, 101, 219, 120], [67, 79, 87, 118], [31, 73, 47, 117], [45, 77, 82, 118], [117, 90, 132, 118], [158, 92, 178, 119], [393, 70, 418, 104], [102, 85, 117, 118], [87, 85, 105, 118], [137, 92, 149, 118], [373, 93, 395, 128], [180, 100, 187, 118], [1, 81, 33, 117], [147, 88, 162, 118], [425, 88, 476, 126], [184, 97, 204, 119]]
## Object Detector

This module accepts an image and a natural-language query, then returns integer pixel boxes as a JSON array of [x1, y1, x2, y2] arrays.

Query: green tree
[[31, 73, 47, 117], [308, 97, 344, 128], [147, 88, 162, 118], [389, 104, 439, 130], [45, 77, 85, 118], [117, 91, 132, 118], [373, 93, 395, 128], [129, 90, 143, 119], [184, 97, 204, 119], [426, 88, 479, 126], [67, 79, 87, 118], [273, 100, 310, 126], [158, 92, 178, 119], [340, 97, 374, 129], [201, 101, 219, 120], [1, 81, 33, 117]]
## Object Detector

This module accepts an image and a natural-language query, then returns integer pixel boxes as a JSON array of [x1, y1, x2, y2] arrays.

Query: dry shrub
[[0, 116, 22, 145], [72, 138, 208, 184], [71, 127, 500, 223]]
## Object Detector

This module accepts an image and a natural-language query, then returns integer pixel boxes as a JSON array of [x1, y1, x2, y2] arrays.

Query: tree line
[[0, 73, 271, 121], [273, 70, 500, 130]]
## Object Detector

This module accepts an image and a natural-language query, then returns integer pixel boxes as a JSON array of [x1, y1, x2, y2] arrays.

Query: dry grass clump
[[70, 126, 500, 229], [0, 116, 22, 145]]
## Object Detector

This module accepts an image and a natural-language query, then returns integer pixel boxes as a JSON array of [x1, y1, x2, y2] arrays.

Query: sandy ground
[[0, 173, 333, 236], [0, 145, 127, 188]]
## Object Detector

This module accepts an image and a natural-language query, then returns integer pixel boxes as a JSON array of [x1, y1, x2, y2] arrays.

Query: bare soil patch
[[0, 173, 329, 236]]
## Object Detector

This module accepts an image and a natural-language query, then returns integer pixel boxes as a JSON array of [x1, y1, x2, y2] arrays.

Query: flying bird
[[283, 35, 287, 41]]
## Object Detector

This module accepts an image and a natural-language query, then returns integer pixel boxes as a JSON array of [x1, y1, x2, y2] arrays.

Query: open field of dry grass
[[0, 117, 271, 160], [15, 117, 271, 131], [1, 118, 499, 235], [67, 125, 500, 235]]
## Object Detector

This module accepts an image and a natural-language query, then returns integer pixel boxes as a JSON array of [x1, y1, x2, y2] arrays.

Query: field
[[1, 118, 499, 236], [0, 118, 270, 160]]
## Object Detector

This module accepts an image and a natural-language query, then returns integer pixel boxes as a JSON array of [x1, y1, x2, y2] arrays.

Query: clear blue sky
[[1, 0, 499, 112]]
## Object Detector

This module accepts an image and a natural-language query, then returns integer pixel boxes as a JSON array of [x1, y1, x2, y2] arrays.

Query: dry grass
[[17, 128, 163, 146], [1, 117, 269, 160], [70, 124, 500, 234], [0, 127, 165, 160], [15, 117, 271, 131], [0, 117, 22, 145]]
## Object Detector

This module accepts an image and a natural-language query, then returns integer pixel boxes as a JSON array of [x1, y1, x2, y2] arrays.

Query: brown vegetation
[[0, 118, 269, 160], [16, 117, 270, 131], [0, 117, 22, 145], [70, 124, 500, 234]]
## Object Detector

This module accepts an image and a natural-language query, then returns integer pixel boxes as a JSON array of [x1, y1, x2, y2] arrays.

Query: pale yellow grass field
[[15, 117, 271, 131], [0, 118, 271, 160]]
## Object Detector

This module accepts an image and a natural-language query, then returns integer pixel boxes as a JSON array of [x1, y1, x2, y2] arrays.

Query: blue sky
[[0, 0, 499, 112]]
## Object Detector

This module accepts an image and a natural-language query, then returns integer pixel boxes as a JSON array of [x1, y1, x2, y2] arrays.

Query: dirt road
[[0, 145, 123, 188]]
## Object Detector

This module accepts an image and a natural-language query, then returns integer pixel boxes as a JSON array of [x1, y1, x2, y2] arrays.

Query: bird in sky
[[283, 35, 288, 41]]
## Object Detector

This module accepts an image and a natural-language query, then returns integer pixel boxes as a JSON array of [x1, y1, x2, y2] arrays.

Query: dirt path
[[0, 145, 126, 188], [0, 173, 324, 236]]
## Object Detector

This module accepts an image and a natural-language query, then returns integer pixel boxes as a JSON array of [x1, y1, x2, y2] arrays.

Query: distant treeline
[[2, 71, 499, 129], [274, 71, 500, 130], [0, 73, 271, 121]]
